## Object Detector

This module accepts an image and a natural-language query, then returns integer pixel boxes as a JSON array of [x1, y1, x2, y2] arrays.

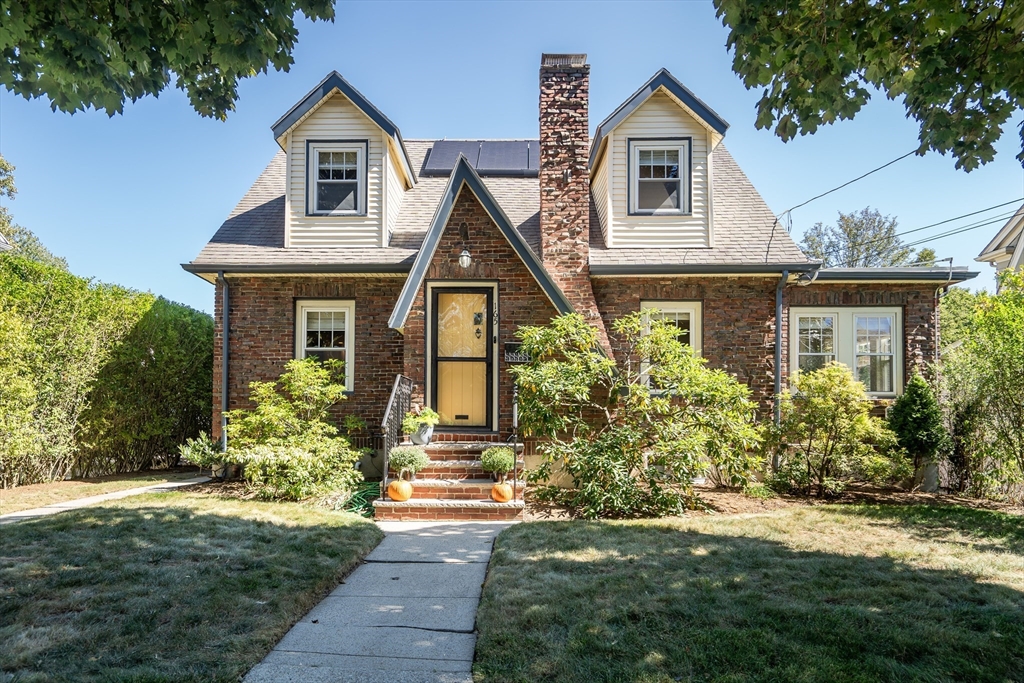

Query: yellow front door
[[432, 289, 491, 428]]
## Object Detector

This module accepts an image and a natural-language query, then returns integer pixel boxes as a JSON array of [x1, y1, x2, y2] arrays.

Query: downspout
[[217, 271, 229, 452], [773, 270, 789, 428]]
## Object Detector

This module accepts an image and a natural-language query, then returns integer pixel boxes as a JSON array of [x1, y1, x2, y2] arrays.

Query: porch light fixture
[[458, 248, 472, 269]]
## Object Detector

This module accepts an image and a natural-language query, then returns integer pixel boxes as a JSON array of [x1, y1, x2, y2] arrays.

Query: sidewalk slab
[[260, 650, 472, 673], [246, 662, 472, 683], [304, 595, 478, 631], [367, 521, 512, 563], [330, 561, 488, 599], [275, 624, 476, 662], [0, 476, 210, 525]]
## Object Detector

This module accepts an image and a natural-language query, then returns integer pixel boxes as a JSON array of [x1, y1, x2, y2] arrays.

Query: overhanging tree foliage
[[801, 207, 936, 267], [1, 0, 334, 119], [714, 0, 1024, 170]]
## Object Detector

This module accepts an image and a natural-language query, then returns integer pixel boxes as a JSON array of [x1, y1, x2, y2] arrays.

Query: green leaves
[[224, 357, 361, 501], [888, 373, 948, 470], [0, 0, 335, 119], [511, 312, 761, 518], [714, 0, 1024, 170], [800, 206, 926, 267], [768, 362, 909, 497]]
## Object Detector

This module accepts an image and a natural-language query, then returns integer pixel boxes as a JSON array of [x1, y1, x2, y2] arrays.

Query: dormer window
[[629, 139, 690, 215], [307, 140, 367, 216]]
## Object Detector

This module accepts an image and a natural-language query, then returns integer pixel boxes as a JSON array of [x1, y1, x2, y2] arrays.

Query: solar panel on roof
[[477, 141, 530, 175], [421, 140, 540, 177], [422, 141, 481, 175]]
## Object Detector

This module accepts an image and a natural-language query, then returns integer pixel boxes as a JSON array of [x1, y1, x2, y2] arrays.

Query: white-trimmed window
[[630, 139, 690, 215], [790, 307, 901, 396], [641, 301, 702, 354], [295, 300, 355, 391], [308, 142, 366, 215]]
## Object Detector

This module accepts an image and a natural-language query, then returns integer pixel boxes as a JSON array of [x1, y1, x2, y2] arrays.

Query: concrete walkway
[[244, 520, 514, 683], [0, 475, 211, 525]]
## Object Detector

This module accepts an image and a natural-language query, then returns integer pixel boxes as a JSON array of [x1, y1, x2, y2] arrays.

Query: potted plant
[[387, 445, 430, 502], [481, 446, 516, 502], [402, 407, 441, 445]]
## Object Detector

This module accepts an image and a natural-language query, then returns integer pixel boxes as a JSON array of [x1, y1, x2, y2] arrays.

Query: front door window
[[432, 289, 492, 428]]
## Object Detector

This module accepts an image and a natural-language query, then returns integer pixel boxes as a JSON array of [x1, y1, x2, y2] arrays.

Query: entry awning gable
[[388, 155, 574, 331]]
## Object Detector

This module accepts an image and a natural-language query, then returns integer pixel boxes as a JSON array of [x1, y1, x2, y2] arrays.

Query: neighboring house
[[976, 203, 1024, 273], [0, 229, 11, 252], [184, 54, 977, 520]]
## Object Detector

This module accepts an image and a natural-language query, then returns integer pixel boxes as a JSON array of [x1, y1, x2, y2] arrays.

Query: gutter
[[217, 271, 230, 452], [589, 262, 819, 276], [182, 263, 412, 276]]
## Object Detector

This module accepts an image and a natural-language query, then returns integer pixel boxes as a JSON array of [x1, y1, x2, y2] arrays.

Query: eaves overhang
[[271, 71, 417, 186], [589, 262, 818, 276], [180, 262, 412, 284], [813, 267, 978, 283], [590, 68, 730, 170], [388, 155, 574, 331]]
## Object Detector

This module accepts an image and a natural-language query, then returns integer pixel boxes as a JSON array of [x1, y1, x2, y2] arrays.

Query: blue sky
[[1, 0, 1021, 314]]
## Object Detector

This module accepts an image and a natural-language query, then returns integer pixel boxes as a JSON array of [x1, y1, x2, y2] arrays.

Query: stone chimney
[[539, 54, 609, 348], [539, 53, 591, 288]]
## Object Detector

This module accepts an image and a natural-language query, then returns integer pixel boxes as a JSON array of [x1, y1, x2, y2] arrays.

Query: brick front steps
[[373, 498, 525, 521], [375, 440, 526, 521]]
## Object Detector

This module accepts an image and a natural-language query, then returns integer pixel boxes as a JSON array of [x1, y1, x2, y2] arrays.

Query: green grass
[[0, 492, 383, 682], [474, 505, 1024, 683], [0, 470, 203, 516]]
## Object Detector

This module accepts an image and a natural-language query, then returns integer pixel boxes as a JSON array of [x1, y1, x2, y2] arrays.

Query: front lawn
[[0, 492, 383, 682], [0, 469, 203, 516], [475, 505, 1024, 682]]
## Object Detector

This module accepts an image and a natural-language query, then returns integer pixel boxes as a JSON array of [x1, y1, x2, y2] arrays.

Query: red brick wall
[[401, 186, 561, 435], [212, 276, 405, 439], [592, 277, 940, 414], [593, 276, 781, 411]]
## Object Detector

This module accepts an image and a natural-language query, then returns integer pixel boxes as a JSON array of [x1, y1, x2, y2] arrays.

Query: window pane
[[799, 354, 833, 373], [666, 149, 679, 163], [857, 355, 893, 393], [638, 181, 679, 210], [318, 151, 331, 167], [317, 182, 357, 212]]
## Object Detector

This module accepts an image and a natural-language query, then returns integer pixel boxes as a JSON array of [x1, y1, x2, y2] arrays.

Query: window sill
[[627, 210, 693, 218], [305, 212, 368, 218]]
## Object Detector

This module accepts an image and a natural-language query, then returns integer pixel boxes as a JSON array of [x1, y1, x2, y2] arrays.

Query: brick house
[[184, 54, 976, 520]]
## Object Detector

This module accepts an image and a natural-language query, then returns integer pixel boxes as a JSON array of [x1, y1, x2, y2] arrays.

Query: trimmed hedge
[[0, 254, 212, 486]]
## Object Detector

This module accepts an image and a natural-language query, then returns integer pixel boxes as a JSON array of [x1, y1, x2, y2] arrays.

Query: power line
[[782, 149, 919, 216], [901, 213, 1015, 249], [829, 198, 1024, 266]]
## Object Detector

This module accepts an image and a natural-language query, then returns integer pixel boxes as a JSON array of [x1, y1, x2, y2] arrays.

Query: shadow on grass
[[0, 495, 382, 683], [836, 503, 1024, 555], [475, 512, 1024, 683]]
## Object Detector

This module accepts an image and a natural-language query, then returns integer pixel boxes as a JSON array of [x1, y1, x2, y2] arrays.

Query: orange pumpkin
[[491, 482, 514, 503], [388, 479, 413, 502]]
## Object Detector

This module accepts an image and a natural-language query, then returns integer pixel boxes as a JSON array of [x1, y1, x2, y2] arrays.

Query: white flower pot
[[410, 423, 434, 446]]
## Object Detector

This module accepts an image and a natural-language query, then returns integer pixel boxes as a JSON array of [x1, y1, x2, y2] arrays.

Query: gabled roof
[[388, 155, 573, 331], [977, 202, 1024, 270], [0, 230, 11, 252], [589, 68, 730, 169], [271, 71, 417, 186]]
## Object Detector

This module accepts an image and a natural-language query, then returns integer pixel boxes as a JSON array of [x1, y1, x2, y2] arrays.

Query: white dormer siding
[[286, 93, 386, 247], [384, 144, 406, 244], [600, 91, 713, 248]]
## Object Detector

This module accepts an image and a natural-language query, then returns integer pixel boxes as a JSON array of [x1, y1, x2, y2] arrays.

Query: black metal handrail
[[380, 374, 413, 499]]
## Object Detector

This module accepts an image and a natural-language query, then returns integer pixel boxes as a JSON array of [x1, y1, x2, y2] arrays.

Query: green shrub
[[178, 432, 221, 471], [224, 357, 361, 501], [766, 363, 910, 497], [511, 312, 761, 519], [888, 373, 948, 472], [388, 446, 429, 479], [231, 438, 358, 501], [402, 407, 440, 434], [481, 446, 515, 480]]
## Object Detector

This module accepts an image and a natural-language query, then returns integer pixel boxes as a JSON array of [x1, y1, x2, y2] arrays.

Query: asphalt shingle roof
[[188, 140, 809, 270]]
